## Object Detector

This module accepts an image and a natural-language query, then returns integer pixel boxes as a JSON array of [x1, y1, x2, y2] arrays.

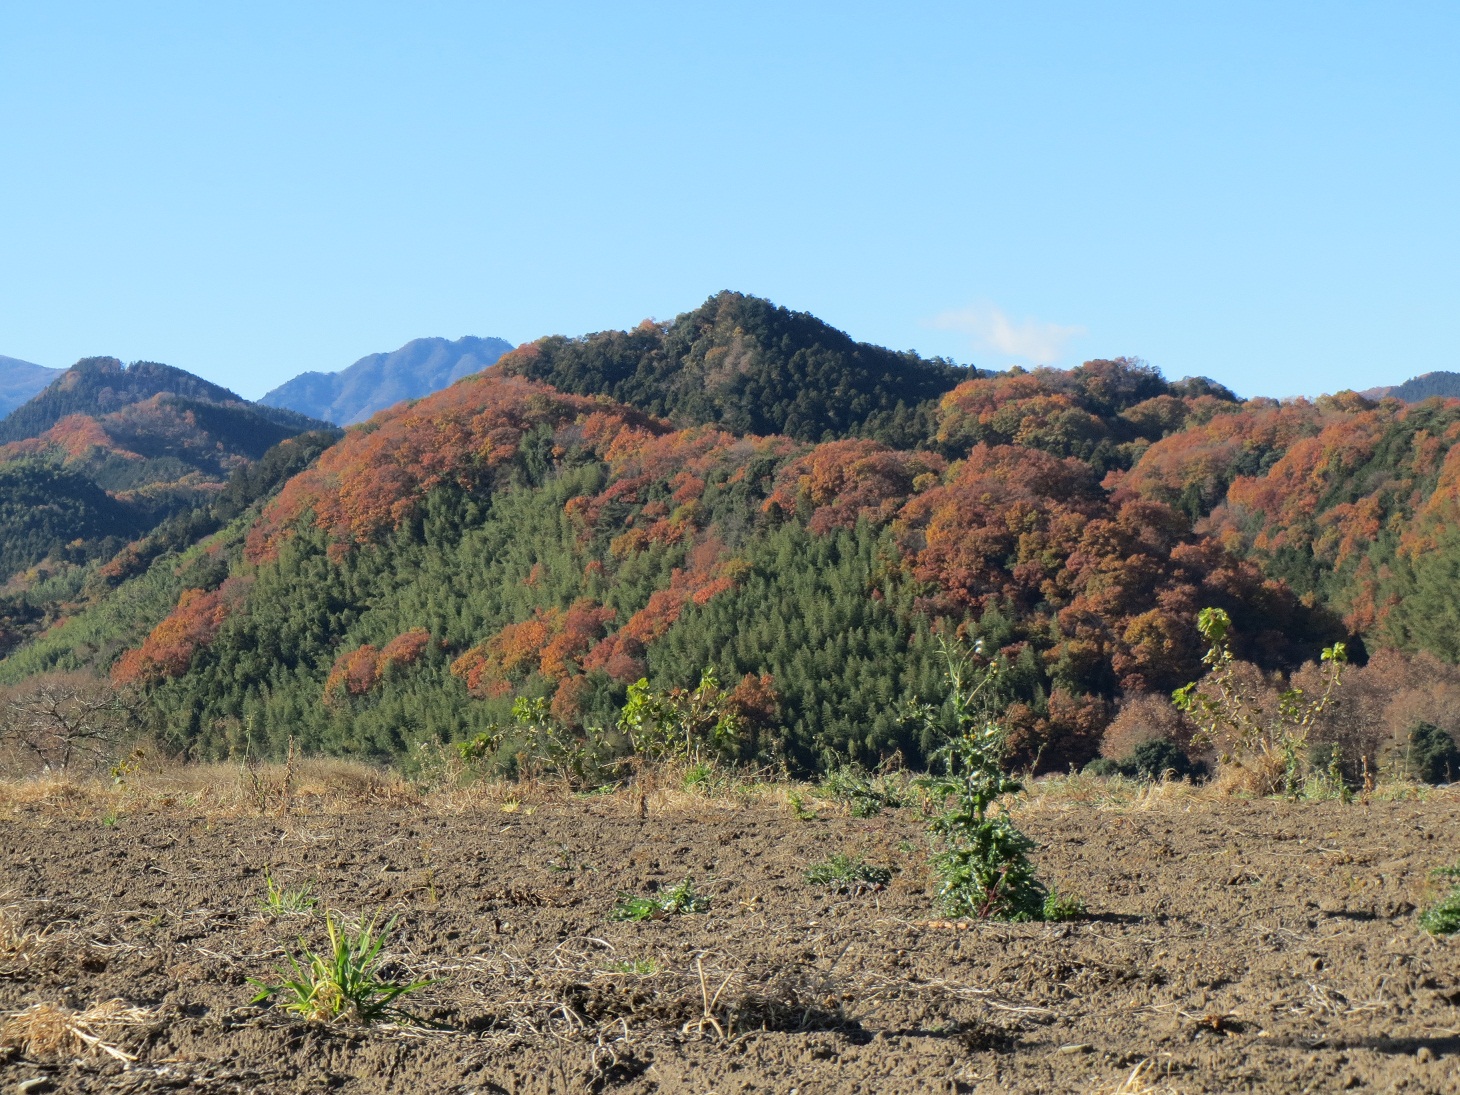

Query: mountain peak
[[261, 335, 515, 425]]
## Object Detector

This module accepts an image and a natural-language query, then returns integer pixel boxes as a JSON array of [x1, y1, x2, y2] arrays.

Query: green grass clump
[[610, 877, 710, 922], [260, 871, 316, 916], [249, 912, 431, 1024], [1041, 889, 1086, 922], [1420, 866, 1460, 936], [804, 854, 893, 894]]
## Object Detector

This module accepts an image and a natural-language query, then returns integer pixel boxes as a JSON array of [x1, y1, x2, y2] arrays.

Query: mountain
[[0, 355, 64, 419], [0, 356, 334, 635], [9, 312, 1333, 776], [496, 291, 973, 446], [1387, 371, 1460, 403], [260, 335, 515, 425], [16, 293, 1460, 784]]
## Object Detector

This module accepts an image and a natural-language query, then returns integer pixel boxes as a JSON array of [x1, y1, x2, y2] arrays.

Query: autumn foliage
[[111, 579, 249, 686], [324, 627, 434, 701]]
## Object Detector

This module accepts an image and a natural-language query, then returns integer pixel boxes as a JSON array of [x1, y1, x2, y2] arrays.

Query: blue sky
[[1, 2, 1456, 400]]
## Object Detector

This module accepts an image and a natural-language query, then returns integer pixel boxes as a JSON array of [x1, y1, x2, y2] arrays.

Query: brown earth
[[1, 785, 1459, 1094]]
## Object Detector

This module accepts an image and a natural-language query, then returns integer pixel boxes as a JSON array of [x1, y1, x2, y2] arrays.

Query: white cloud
[[930, 303, 1086, 366]]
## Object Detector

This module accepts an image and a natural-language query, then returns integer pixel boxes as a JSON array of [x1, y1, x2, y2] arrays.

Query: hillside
[[260, 335, 514, 425], [13, 294, 1460, 782], [0, 357, 334, 653], [16, 337, 1332, 775], [0, 354, 63, 419], [1389, 371, 1460, 403]]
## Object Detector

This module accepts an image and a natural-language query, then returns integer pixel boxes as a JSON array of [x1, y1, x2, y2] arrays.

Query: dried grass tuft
[[0, 999, 154, 1062], [1090, 1058, 1184, 1095]]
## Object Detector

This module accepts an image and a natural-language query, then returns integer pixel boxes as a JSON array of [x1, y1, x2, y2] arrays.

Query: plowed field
[[2, 789, 1458, 1093]]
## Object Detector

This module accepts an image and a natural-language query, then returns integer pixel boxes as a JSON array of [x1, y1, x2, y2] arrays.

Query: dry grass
[[0, 755, 418, 818], [1089, 1058, 1185, 1095], [0, 1000, 155, 1062], [0, 750, 1446, 824]]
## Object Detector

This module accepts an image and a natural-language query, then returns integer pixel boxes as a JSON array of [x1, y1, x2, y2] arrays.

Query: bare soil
[[2, 789, 1459, 1094]]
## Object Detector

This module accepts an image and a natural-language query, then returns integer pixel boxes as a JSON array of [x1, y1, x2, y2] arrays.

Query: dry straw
[[0, 1000, 154, 1063]]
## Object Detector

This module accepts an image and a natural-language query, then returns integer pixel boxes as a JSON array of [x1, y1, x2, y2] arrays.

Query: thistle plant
[[916, 639, 1073, 922]]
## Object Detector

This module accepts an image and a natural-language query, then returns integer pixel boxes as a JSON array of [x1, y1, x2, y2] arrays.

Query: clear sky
[[2, 2, 1456, 400]]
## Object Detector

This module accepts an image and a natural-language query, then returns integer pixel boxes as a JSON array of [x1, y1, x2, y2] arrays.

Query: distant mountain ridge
[[261, 335, 515, 425], [0, 357, 320, 446], [0, 355, 333, 597], [0, 355, 64, 419]]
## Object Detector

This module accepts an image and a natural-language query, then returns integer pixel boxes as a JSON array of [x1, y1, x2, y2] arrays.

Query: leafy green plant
[[786, 789, 818, 821], [804, 853, 892, 894], [604, 957, 661, 975], [457, 696, 621, 788], [1173, 607, 1346, 797], [260, 870, 316, 916], [249, 912, 431, 1024], [617, 668, 744, 764], [817, 765, 910, 818], [610, 876, 710, 922], [1419, 866, 1460, 936], [1041, 889, 1086, 922], [916, 640, 1067, 922]]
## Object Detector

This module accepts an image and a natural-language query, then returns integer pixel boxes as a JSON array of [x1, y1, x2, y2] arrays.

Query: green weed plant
[[804, 853, 892, 894], [916, 640, 1079, 922], [610, 876, 710, 922], [250, 912, 431, 1024], [1420, 866, 1460, 936], [260, 870, 316, 916]]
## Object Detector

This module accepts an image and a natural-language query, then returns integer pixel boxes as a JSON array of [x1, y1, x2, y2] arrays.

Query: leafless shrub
[[0, 672, 141, 776], [1300, 649, 1460, 777]]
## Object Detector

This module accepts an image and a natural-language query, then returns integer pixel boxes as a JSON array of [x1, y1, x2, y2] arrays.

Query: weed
[[916, 639, 1061, 922], [458, 696, 624, 789], [804, 853, 892, 894], [610, 876, 710, 922], [100, 808, 120, 827], [1419, 865, 1460, 936], [249, 911, 432, 1023], [618, 668, 745, 765], [604, 957, 661, 975], [786, 788, 818, 821], [817, 765, 909, 818], [260, 870, 316, 917], [1174, 607, 1346, 798], [1042, 888, 1086, 922]]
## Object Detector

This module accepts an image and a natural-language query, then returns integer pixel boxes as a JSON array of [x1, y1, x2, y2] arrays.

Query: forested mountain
[[9, 334, 1334, 775], [496, 291, 972, 446], [0, 355, 64, 419], [0, 356, 334, 651], [1387, 372, 1460, 403], [12, 294, 1460, 780], [260, 335, 514, 425]]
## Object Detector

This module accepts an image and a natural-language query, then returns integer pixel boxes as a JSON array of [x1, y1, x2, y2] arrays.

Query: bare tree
[[0, 672, 140, 775]]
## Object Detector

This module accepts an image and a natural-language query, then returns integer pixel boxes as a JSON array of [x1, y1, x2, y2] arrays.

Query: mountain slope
[[260, 335, 514, 425], [1388, 371, 1460, 403], [0, 356, 333, 596], [497, 291, 971, 445], [0, 355, 64, 419], [36, 353, 1330, 776]]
